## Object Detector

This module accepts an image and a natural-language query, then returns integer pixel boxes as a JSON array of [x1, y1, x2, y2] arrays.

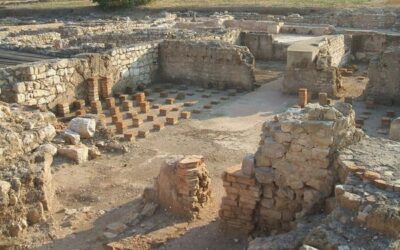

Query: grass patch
[[145, 0, 390, 8]]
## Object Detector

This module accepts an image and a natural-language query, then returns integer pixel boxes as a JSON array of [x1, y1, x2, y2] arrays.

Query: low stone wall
[[159, 40, 255, 90], [220, 103, 362, 233], [241, 32, 288, 61], [280, 24, 335, 36], [68, 28, 241, 48], [283, 35, 346, 97], [0, 42, 159, 107], [365, 47, 400, 106], [224, 20, 283, 34]]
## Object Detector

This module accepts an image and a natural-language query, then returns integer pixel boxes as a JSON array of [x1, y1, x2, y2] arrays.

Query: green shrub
[[93, 0, 152, 9]]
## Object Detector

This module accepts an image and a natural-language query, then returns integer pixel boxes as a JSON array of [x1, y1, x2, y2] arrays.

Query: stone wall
[[220, 103, 363, 233], [68, 28, 241, 48], [365, 47, 400, 106], [0, 42, 159, 107], [349, 31, 400, 62], [159, 40, 255, 90], [224, 20, 283, 34], [241, 32, 288, 61], [0, 103, 56, 239], [283, 35, 346, 97]]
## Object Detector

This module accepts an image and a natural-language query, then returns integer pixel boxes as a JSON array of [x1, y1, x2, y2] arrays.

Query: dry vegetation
[[0, 0, 397, 10]]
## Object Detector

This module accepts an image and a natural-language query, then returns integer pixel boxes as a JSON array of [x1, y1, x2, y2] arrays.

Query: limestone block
[[63, 129, 81, 145], [36, 143, 58, 156], [255, 167, 274, 184], [68, 117, 96, 139], [58, 144, 89, 164], [0, 180, 11, 206], [389, 117, 400, 141]]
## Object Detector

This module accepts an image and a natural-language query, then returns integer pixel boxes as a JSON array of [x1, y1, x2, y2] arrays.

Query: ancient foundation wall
[[0, 42, 159, 107], [219, 103, 362, 233], [241, 32, 287, 60], [159, 40, 255, 90], [365, 47, 400, 106]]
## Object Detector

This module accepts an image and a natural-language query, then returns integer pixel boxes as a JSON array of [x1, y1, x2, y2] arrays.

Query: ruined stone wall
[[220, 103, 362, 233], [288, 9, 398, 30], [0, 158, 54, 239], [2, 32, 61, 46], [241, 32, 287, 61], [0, 103, 56, 166], [349, 31, 400, 62], [159, 40, 255, 90], [224, 20, 283, 34], [283, 35, 346, 97], [365, 47, 400, 106], [105, 42, 159, 93], [68, 28, 241, 48], [0, 103, 56, 238], [280, 24, 334, 36], [0, 42, 159, 107]]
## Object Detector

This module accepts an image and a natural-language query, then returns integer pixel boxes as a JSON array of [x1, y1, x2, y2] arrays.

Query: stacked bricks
[[87, 77, 99, 103], [57, 103, 70, 117], [90, 101, 102, 114], [106, 97, 116, 109], [115, 121, 127, 134], [220, 164, 261, 232], [298, 88, 308, 108], [147, 155, 212, 218], [140, 102, 149, 113], [122, 100, 133, 111], [153, 122, 165, 131], [132, 117, 143, 127], [180, 111, 191, 119], [166, 117, 178, 125], [99, 76, 113, 99], [74, 99, 85, 110], [135, 92, 146, 105]]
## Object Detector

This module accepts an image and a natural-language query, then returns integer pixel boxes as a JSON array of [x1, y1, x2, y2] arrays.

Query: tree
[[93, 0, 152, 9]]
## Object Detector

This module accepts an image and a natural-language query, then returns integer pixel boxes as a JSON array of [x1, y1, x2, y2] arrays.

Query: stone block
[[180, 111, 191, 119], [58, 144, 89, 164], [68, 117, 96, 139]]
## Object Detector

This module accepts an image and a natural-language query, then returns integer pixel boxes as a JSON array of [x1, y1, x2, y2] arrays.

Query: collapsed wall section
[[364, 47, 400, 106], [220, 103, 362, 233], [283, 35, 346, 97], [159, 40, 255, 90]]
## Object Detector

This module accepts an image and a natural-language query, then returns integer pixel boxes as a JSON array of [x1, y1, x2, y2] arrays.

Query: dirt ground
[[27, 62, 294, 250]]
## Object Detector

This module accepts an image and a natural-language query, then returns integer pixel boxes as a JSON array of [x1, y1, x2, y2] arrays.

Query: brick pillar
[[87, 77, 99, 103], [298, 88, 308, 108], [99, 76, 113, 99], [57, 103, 70, 117]]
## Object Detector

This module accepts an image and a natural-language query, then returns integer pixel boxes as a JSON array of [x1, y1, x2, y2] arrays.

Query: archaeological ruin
[[0, 2, 399, 250]]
